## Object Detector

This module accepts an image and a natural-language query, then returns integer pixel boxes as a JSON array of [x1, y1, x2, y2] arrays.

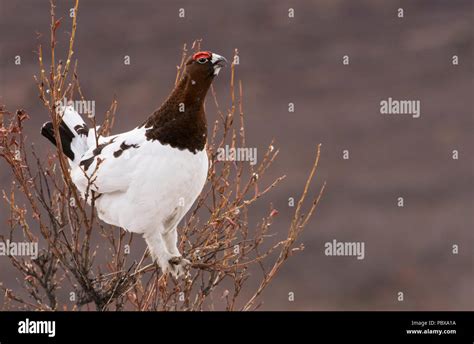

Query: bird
[[41, 51, 227, 278]]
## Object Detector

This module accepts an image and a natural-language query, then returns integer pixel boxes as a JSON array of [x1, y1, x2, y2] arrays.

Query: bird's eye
[[197, 57, 208, 64]]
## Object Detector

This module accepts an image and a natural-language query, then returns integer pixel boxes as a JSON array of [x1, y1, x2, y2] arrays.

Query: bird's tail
[[41, 106, 89, 164]]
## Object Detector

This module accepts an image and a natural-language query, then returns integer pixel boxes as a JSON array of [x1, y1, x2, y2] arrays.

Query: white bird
[[41, 51, 227, 277]]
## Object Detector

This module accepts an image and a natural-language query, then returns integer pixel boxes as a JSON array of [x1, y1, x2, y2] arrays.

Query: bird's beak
[[211, 53, 227, 76]]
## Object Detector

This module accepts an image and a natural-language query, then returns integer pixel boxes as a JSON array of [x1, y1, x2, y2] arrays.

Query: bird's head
[[184, 51, 227, 80]]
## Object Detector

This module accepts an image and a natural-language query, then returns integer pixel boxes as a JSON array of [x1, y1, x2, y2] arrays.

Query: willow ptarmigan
[[41, 51, 227, 278]]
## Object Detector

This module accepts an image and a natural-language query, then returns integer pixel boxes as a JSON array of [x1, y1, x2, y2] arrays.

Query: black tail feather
[[41, 121, 76, 160]]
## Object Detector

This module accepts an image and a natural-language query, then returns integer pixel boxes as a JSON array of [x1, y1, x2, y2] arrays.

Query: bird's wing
[[71, 126, 147, 195]]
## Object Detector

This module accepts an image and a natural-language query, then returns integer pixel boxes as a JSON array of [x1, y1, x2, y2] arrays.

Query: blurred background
[[0, 0, 473, 310]]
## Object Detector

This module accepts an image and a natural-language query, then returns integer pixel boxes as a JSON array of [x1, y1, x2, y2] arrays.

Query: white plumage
[[55, 106, 208, 277]]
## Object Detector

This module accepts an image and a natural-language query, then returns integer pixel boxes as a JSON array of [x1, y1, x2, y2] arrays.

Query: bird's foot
[[168, 256, 191, 279]]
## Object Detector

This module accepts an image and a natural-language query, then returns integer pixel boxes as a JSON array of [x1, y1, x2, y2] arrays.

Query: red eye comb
[[193, 51, 212, 60]]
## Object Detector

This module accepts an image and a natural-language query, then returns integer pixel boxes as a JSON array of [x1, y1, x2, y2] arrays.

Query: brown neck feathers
[[142, 73, 213, 153]]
